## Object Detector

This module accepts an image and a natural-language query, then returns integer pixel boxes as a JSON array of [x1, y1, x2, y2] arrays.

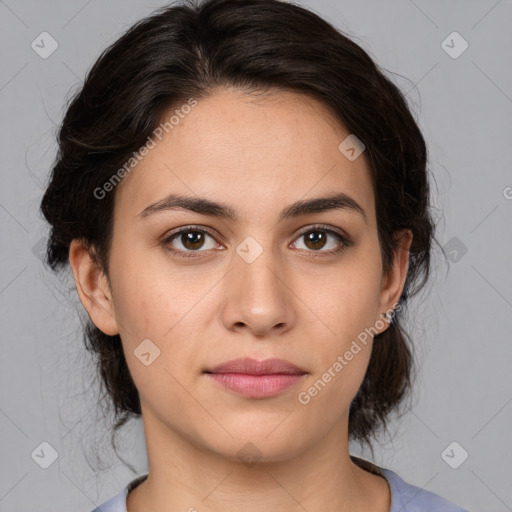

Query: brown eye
[[292, 226, 351, 256], [163, 227, 219, 258], [179, 231, 207, 250], [303, 231, 328, 251]]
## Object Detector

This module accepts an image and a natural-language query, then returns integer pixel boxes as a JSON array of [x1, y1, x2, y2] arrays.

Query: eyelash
[[161, 224, 352, 259]]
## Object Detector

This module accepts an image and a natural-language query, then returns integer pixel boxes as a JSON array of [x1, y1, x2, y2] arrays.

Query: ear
[[376, 228, 413, 333], [68, 239, 119, 336]]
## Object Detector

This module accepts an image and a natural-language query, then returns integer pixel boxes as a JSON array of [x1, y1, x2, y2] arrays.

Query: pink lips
[[204, 358, 307, 399]]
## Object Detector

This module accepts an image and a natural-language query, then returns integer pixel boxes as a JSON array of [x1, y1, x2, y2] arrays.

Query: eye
[[291, 225, 351, 256], [162, 226, 220, 258], [162, 224, 351, 259]]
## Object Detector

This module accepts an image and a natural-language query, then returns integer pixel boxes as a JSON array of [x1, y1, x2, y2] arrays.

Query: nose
[[220, 241, 295, 337]]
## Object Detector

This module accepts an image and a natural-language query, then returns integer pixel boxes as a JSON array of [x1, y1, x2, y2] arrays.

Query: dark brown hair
[[40, 0, 441, 462]]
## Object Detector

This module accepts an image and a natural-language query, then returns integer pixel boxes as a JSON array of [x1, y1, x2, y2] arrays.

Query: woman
[[40, 0, 468, 510]]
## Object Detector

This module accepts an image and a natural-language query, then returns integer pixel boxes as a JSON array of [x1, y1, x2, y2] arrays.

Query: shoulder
[[89, 489, 127, 512], [380, 467, 469, 512], [89, 474, 148, 512], [89, 468, 468, 512]]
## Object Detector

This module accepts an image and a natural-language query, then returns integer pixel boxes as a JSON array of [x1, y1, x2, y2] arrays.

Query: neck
[[126, 408, 391, 512]]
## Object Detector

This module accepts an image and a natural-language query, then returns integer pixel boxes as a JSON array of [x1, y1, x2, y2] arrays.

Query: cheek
[[107, 243, 205, 379], [310, 260, 382, 350], [108, 241, 186, 338], [300, 252, 382, 398]]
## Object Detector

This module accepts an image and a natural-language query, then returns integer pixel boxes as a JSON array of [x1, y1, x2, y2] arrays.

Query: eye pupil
[[305, 231, 327, 250], [182, 231, 205, 250]]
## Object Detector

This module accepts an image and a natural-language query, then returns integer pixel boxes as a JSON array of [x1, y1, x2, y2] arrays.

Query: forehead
[[114, 88, 375, 225]]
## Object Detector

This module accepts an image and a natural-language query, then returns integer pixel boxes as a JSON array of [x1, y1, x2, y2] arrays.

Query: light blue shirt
[[90, 467, 468, 511]]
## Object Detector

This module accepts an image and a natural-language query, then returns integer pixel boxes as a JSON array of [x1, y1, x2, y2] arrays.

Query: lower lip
[[205, 372, 305, 398]]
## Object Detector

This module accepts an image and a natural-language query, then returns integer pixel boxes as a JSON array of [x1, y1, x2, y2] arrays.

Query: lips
[[204, 358, 307, 399], [205, 357, 306, 376]]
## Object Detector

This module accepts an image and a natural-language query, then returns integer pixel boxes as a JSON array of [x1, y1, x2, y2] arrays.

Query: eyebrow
[[137, 192, 367, 224]]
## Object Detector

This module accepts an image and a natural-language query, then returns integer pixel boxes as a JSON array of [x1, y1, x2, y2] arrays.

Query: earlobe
[[68, 239, 119, 336], [377, 229, 413, 330]]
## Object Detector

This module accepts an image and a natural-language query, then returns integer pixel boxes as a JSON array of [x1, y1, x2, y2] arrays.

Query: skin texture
[[69, 87, 412, 512]]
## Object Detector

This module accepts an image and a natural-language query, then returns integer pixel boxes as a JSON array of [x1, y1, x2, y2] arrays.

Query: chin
[[205, 431, 308, 467]]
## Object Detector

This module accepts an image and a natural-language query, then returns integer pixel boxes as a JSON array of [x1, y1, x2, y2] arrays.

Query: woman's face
[[73, 88, 411, 463]]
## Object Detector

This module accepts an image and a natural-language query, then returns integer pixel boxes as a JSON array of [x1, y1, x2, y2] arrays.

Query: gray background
[[1, 0, 511, 511]]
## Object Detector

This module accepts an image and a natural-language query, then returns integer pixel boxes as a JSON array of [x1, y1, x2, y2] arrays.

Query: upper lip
[[205, 358, 307, 375]]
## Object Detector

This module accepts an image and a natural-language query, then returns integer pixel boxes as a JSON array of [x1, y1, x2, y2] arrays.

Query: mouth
[[204, 358, 307, 399]]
